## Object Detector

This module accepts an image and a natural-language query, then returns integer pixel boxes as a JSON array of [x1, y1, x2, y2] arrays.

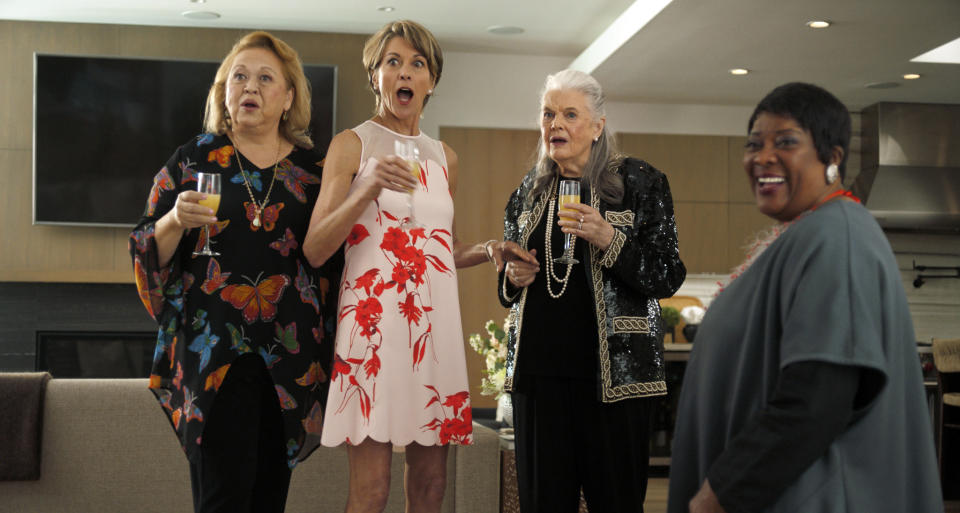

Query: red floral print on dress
[[331, 211, 454, 421], [421, 386, 472, 445]]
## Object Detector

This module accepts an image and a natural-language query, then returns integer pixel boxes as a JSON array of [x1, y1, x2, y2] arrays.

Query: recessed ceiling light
[[865, 81, 900, 89], [729, 68, 749, 75], [487, 25, 524, 35], [189, 0, 206, 4], [377, 6, 395, 12], [181, 10, 220, 20], [903, 73, 921, 80], [806, 20, 831, 29]]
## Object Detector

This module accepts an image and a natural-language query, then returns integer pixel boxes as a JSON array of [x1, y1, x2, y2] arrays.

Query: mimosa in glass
[[193, 172, 222, 257], [554, 179, 580, 264]]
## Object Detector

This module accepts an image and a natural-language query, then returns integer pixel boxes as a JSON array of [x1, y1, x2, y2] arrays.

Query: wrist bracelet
[[482, 239, 497, 264]]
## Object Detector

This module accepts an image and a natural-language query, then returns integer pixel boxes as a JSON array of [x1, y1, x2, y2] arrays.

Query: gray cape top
[[667, 200, 942, 512]]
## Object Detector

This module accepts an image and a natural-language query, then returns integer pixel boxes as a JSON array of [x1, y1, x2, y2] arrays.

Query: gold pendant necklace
[[233, 137, 282, 228]]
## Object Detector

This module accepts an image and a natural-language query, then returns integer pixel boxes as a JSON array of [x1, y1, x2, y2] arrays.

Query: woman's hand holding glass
[[354, 155, 419, 203], [557, 202, 617, 251]]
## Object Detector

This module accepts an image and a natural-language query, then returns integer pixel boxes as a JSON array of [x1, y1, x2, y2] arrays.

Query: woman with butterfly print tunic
[[303, 21, 514, 513], [129, 32, 339, 513]]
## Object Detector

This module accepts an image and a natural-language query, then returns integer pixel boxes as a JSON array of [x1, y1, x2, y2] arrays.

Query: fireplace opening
[[36, 331, 157, 378]]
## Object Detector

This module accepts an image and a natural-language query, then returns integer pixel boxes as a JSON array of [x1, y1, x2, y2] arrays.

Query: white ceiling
[[2, 0, 959, 110]]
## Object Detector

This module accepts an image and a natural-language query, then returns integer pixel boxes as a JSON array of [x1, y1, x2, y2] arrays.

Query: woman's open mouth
[[397, 88, 414, 105], [756, 175, 785, 194]]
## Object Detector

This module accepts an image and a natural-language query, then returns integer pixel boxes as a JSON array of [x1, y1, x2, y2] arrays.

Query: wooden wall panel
[[257, 30, 373, 134], [726, 136, 752, 203], [673, 202, 729, 274], [617, 133, 729, 202], [726, 204, 777, 271], [440, 126, 539, 408]]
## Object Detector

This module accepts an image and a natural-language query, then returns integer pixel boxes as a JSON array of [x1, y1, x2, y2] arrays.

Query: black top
[[707, 361, 860, 512], [517, 181, 597, 379]]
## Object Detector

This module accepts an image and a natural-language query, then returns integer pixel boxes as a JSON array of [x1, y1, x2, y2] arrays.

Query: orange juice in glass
[[554, 179, 580, 265], [198, 193, 221, 213], [193, 172, 221, 257]]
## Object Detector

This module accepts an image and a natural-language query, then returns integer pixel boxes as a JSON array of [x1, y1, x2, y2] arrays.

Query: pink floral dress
[[320, 121, 472, 447]]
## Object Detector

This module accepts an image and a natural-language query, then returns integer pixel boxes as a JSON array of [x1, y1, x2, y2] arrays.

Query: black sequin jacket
[[498, 158, 686, 402]]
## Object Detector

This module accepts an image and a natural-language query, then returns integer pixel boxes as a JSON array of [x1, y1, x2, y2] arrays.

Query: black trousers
[[188, 353, 292, 513], [511, 375, 652, 513]]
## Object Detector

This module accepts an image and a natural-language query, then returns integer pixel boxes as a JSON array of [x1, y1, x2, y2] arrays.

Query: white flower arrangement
[[681, 305, 706, 325], [468, 318, 509, 399]]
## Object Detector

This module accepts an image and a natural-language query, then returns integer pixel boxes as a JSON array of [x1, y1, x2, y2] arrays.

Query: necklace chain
[[233, 137, 281, 228], [543, 185, 576, 299]]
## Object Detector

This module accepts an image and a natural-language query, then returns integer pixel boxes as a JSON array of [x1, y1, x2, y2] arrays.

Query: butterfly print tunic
[[130, 133, 340, 466], [321, 121, 472, 447]]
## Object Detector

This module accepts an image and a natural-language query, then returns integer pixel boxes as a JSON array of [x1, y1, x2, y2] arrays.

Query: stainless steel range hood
[[851, 102, 960, 232]]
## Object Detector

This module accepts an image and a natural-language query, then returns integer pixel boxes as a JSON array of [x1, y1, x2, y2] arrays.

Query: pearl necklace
[[543, 191, 576, 299], [233, 138, 281, 228]]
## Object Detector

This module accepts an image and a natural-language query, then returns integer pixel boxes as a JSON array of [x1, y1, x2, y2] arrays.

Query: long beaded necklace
[[233, 137, 281, 228], [543, 183, 577, 299]]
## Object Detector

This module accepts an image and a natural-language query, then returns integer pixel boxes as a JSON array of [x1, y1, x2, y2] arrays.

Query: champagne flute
[[553, 179, 580, 265], [394, 139, 423, 230], [193, 172, 222, 257]]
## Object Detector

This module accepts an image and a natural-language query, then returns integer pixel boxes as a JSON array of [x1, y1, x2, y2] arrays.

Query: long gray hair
[[528, 69, 623, 205]]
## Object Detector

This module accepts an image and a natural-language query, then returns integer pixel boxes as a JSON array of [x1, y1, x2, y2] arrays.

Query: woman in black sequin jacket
[[496, 69, 685, 512]]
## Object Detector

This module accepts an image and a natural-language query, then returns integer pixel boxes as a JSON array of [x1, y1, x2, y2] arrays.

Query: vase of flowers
[[681, 305, 706, 343], [468, 318, 511, 425]]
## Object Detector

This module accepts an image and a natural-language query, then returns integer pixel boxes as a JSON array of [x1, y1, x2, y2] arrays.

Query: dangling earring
[[282, 110, 289, 122], [825, 163, 839, 184]]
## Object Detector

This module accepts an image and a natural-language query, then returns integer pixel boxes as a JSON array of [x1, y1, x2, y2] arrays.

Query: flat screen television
[[33, 54, 336, 227]]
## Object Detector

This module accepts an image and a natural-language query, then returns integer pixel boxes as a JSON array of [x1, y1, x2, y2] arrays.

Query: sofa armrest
[[454, 421, 501, 513]]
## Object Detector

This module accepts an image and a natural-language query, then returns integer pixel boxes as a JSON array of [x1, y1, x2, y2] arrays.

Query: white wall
[[423, 51, 753, 138]]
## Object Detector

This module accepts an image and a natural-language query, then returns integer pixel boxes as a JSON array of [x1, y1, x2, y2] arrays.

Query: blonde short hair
[[203, 31, 313, 148], [362, 20, 443, 115]]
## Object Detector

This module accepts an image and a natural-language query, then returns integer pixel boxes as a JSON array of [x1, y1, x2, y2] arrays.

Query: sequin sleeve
[[497, 182, 527, 306], [602, 158, 686, 299]]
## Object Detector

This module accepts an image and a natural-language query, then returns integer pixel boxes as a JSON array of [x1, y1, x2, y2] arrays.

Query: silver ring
[[578, 221, 583, 230]]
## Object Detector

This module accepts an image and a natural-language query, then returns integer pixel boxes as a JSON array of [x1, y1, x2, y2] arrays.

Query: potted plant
[[661, 306, 681, 344]]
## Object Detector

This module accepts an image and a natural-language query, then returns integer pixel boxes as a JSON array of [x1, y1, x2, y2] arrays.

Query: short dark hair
[[747, 82, 851, 180]]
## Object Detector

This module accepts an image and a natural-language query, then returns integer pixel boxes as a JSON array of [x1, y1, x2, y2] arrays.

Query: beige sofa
[[0, 379, 500, 513]]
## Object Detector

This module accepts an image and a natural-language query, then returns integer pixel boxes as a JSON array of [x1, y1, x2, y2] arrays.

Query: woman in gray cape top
[[667, 82, 942, 513]]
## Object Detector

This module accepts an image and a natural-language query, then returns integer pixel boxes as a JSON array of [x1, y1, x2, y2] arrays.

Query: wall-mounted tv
[[33, 54, 336, 227]]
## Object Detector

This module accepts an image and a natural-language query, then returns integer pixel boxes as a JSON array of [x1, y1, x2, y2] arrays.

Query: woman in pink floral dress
[[303, 20, 512, 513]]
